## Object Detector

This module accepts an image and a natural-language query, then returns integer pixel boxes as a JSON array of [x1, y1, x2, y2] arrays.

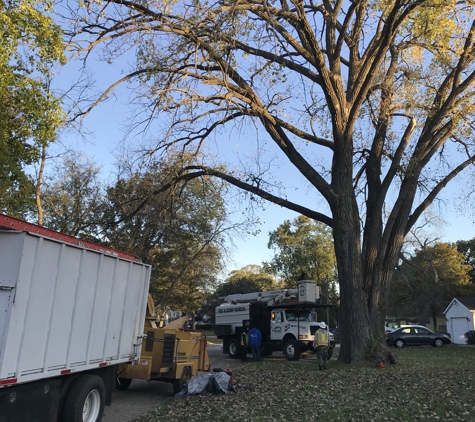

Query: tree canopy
[[40, 151, 104, 237], [456, 238, 475, 284], [0, 0, 64, 216], [69, 0, 475, 363], [215, 264, 278, 298], [101, 154, 232, 311], [263, 215, 337, 289]]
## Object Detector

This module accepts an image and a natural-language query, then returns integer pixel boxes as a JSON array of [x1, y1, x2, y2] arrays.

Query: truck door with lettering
[[270, 310, 285, 341]]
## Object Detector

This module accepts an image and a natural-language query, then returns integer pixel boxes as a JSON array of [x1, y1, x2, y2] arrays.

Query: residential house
[[443, 297, 475, 344]]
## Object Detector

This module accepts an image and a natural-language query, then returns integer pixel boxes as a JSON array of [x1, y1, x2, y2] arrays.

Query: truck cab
[[270, 308, 315, 340], [269, 304, 335, 360]]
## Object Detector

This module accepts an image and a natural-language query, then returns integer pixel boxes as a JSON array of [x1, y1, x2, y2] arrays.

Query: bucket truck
[[214, 280, 335, 361]]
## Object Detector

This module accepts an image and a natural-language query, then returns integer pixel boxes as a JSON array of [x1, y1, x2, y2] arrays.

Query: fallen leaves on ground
[[131, 347, 475, 422]]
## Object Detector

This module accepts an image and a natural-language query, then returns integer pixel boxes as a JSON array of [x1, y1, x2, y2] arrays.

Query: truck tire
[[228, 338, 240, 359], [173, 366, 192, 395], [283, 339, 301, 361], [62, 374, 105, 422], [327, 347, 333, 360], [115, 377, 132, 391]]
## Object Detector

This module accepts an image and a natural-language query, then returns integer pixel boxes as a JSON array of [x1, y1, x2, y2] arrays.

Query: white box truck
[[0, 214, 151, 422]]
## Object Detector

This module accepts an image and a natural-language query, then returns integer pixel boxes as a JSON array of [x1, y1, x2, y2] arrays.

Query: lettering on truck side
[[216, 306, 247, 313]]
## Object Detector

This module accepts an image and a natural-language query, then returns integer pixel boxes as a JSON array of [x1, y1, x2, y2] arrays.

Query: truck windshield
[[285, 310, 314, 321]]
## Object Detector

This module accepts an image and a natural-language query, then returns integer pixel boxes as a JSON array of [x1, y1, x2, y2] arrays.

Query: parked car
[[386, 326, 451, 348]]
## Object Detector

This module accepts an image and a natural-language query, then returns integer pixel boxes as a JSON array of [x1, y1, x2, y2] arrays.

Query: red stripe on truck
[[0, 213, 140, 262], [0, 378, 17, 385]]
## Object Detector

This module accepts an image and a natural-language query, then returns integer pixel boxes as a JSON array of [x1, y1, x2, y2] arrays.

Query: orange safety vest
[[316, 330, 329, 346]]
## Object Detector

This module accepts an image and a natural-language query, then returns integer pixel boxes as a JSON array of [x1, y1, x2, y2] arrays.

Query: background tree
[[0, 0, 64, 216], [215, 264, 278, 298], [70, 0, 475, 363], [263, 216, 337, 294], [40, 151, 104, 238], [390, 242, 475, 328], [101, 153, 233, 312], [456, 238, 475, 284]]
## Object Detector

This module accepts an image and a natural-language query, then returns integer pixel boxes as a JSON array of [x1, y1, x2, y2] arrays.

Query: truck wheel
[[284, 339, 301, 361], [62, 375, 105, 422], [228, 338, 240, 359], [173, 366, 192, 395], [327, 347, 334, 360], [115, 377, 132, 391]]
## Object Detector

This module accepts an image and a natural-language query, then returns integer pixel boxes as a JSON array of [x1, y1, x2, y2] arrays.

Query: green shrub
[[465, 330, 475, 345]]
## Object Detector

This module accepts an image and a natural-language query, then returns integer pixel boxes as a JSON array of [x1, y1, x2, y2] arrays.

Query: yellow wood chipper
[[116, 295, 211, 394]]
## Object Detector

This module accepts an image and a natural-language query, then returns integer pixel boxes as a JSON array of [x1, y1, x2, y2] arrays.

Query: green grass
[[132, 346, 475, 422]]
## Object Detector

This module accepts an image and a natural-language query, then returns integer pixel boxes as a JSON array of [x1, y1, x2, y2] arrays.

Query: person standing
[[314, 321, 329, 370], [240, 328, 248, 362], [248, 326, 262, 362]]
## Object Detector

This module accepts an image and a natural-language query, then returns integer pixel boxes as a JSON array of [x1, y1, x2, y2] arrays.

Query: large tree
[[0, 0, 64, 215], [70, 0, 475, 363]]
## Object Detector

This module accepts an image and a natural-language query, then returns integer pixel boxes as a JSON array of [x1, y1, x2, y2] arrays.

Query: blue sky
[[52, 49, 475, 278]]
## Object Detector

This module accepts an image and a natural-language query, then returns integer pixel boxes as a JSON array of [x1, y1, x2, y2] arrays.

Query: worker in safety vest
[[313, 321, 329, 370]]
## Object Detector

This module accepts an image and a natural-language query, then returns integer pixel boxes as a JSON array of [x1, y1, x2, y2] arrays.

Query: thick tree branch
[[121, 167, 334, 228]]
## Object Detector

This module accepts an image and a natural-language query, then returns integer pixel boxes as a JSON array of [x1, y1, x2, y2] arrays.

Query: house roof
[[444, 296, 475, 314]]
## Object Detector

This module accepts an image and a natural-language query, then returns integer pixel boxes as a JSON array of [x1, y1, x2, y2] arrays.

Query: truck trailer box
[[0, 230, 151, 385]]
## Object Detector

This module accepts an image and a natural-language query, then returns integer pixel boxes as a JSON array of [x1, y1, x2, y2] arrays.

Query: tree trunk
[[331, 136, 373, 363], [333, 228, 372, 363], [332, 131, 413, 363], [35, 146, 47, 225]]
